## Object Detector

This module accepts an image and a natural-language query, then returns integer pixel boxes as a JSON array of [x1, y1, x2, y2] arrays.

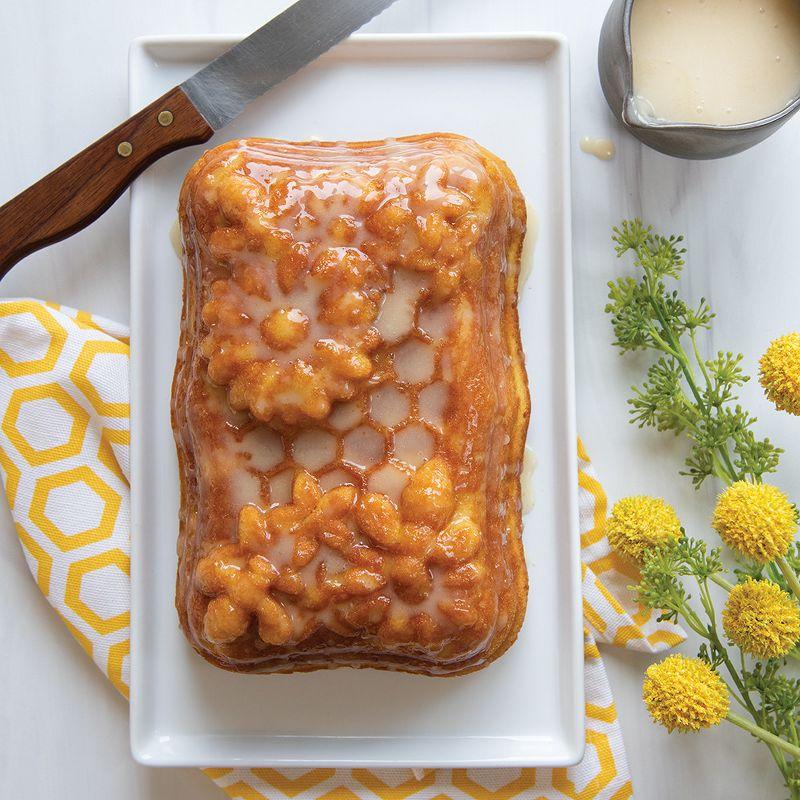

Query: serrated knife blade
[[182, 0, 399, 130]]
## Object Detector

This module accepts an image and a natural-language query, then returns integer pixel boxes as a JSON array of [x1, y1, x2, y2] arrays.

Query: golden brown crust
[[172, 134, 530, 676]]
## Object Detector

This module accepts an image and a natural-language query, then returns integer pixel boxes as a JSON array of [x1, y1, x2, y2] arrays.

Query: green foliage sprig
[[606, 220, 800, 799], [606, 219, 782, 487]]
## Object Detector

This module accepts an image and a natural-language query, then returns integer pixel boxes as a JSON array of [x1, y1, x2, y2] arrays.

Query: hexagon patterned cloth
[[0, 299, 685, 800]]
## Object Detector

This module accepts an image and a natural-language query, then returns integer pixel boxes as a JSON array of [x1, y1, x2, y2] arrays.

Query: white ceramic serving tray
[[129, 32, 581, 769]]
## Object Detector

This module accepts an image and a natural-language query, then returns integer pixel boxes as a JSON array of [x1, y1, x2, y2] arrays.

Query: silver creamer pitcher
[[598, 0, 800, 159]]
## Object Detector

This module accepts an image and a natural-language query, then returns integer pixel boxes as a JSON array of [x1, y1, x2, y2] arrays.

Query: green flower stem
[[778, 557, 800, 604], [691, 571, 799, 783], [653, 294, 741, 485], [673, 598, 710, 638], [646, 300, 741, 485], [669, 595, 749, 710], [711, 458, 732, 483], [657, 311, 722, 468], [768, 561, 785, 585], [690, 330, 712, 389], [790, 716, 800, 749], [694, 575, 800, 787], [698, 578, 760, 718], [719, 673, 790, 778], [727, 712, 800, 759], [686, 330, 741, 483], [709, 573, 735, 592], [645, 323, 682, 362]]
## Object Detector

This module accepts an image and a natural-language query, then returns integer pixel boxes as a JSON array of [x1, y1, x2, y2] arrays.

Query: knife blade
[[183, 0, 398, 130], [0, 0, 399, 277]]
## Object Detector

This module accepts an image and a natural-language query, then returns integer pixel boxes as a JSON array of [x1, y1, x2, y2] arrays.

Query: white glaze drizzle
[[579, 136, 616, 161]]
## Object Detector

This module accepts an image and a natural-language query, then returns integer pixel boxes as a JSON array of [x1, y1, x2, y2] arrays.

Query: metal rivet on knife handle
[[158, 110, 174, 127], [116, 141, 133, 157]]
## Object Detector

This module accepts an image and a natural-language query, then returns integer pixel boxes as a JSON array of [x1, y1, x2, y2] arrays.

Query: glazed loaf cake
[[172, 133, 530, 675]]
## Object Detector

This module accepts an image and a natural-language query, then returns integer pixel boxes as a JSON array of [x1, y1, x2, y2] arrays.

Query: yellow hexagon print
[[452, 769, 538, 800], [0, 442, 21, 508], [107, 638, 130, 698], [73, 309, 103, 332], [30, 466, 121, 552], [97, 426, 129, 485], [250, 770, 336, 798], [70, 339, 129, 418], [16, 522, 52, 595], [353, 770, 435, 800], [317, 787, 362, 800], [0, 301, 67, 378], [222, 784, 269, 800], [2, 383, 89, 467], [65, 548, 130, 635], [204, 769, 234, 781], [58, 611, 94, 659], [552, 730, 617, 799]]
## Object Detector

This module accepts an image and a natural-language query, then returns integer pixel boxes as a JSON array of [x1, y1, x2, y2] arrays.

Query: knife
[[0, 0, 398, 277]]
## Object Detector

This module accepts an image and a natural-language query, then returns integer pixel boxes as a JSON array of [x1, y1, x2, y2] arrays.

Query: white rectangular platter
[[129, 32, 581, 769]]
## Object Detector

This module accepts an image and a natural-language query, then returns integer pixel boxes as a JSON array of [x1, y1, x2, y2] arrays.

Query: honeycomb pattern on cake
[[189, 288, 495, 659], [173, 134, 530, 675]]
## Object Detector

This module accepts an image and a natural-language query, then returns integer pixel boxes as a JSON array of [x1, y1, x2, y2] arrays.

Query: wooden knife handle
[[0, 85, 214, 278]]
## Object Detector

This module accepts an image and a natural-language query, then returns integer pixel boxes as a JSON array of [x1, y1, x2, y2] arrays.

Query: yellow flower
[[722, 578, 800, 659], [643, 654, 729, 732], [712, 481, 796, 563], [607, 496, 683, 562], [760, 333, 800, 416]]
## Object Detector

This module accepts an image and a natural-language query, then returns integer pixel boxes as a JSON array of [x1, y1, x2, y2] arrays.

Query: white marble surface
[[0, 1, 798, 798]]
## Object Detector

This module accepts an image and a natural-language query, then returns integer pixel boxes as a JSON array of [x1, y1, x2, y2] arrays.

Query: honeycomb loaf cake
[[172, 133, 530, 675]]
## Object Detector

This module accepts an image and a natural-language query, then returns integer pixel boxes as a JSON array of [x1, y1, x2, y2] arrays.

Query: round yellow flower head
[[643, 654, 729, 733], [722, 578, 800, 660], [760, 333, 800, 416], [712, 481, 796, 563], [607, 496, 683, 562]]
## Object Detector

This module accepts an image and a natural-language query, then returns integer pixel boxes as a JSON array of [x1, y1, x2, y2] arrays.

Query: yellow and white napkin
[[0, 299, 684, 800]]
